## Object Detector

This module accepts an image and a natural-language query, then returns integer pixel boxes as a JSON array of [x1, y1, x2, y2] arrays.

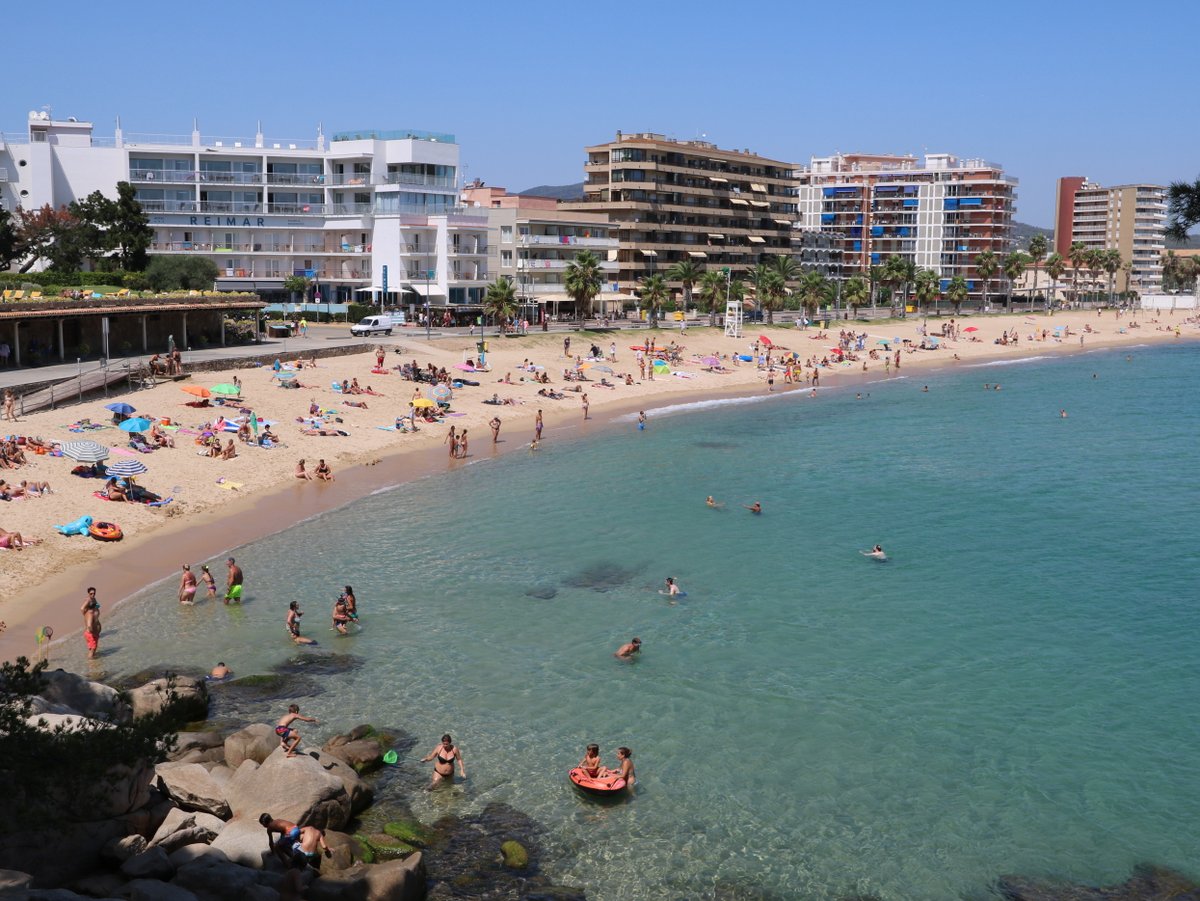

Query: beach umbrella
[[249, 410, 259, 439], [758, 335, 773, 346], [61, 440, 109, 463], [876, 339, 890, 346], [181, 385, 211, 398], [105, 402, 136, 415], [431, 384, 453, 402], [591, 365, 614, 374], [964, 326, 979, 333], [412, 398, 435, 409], [106, 459, 148, 479], [702, 355, 721, 367], [118, 418, 154, 433], [210, 383, 241, 396]]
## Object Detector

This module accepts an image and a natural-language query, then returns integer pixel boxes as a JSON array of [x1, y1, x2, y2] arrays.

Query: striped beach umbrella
[[106, 459, 148, 478], [61, 440, 110, 463]]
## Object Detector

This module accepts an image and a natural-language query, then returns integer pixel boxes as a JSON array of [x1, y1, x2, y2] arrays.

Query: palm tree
[[483, 277, 517, 331], [1166, 176, 1200, 241], [1044, 252, 1065, 313], [770, 254, 800, 295], [975, 251, 998, 312], [868, 264, 887, 309], [1121, 259, 1133, 303], [1068, 241, 1089, 305], [763, 270, 788, 324], [1102, 249, 1121, 306], [699, 269, 726, 327], [666, 258, 704, 320], [842, 275, 869, 317], [638, 273, 669, 327], [564, 250, 602, 321], [748, 263, 776, 323], [1003, 252, 1029, 309], [945, 275, 969, 314], [1027, 234, 1048, 309], [797, 270, 827, 319], [884, 255, 915, 316], [913, 268, 939, 314]]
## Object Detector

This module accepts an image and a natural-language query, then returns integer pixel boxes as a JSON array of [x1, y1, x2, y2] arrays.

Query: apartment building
[[1053, 177, 1166, 293], [795, 152, 1017, 300], [461, 184, 619, 318], [0, 112, 488, 307], [560, 132, 800, 294]]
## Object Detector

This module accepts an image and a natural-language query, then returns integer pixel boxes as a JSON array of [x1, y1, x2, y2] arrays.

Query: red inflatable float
[[568, 767, 627, 796]]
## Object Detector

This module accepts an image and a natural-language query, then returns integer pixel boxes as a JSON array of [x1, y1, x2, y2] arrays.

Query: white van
[[351, 315, 394, 337]]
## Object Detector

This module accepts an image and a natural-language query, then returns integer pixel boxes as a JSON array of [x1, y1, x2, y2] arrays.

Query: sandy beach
[[0, 307, 1194, 661]]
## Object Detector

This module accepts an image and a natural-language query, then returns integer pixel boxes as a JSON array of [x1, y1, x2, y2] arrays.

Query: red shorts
[[85, 631, 98, 651]]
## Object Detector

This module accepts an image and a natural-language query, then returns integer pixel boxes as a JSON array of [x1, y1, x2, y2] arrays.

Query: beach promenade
[[0, 307, 1194, 661]]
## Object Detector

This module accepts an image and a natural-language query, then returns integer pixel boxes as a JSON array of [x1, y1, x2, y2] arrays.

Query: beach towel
[[216, 480, 244, 490], [109, 447, 139, 457]]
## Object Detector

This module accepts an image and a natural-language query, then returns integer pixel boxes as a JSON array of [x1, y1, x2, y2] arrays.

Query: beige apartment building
[[1054, 177, 1166, 293], [461, 184, 620, 318], [561, 132, 800, 294]]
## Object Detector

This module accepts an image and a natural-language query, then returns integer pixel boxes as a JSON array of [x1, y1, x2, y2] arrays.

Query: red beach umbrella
[[964, 327, 979, 333], [758, 335, 773, 346]]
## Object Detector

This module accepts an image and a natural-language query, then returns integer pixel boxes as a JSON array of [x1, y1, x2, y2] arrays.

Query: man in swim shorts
[[81, 587, 101, 659], [275, 703, 317, 757], [225, 557, 244, 604]]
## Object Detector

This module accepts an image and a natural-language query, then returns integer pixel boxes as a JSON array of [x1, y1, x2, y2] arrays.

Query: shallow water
[[69, 343, 1200, 899]]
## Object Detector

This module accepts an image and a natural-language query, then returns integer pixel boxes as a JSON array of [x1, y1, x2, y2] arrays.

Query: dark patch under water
[[525, 584, 558, 600], [272, 652, 364, 678], [694, 441, 740, 450], [561, 562, 640, 593]]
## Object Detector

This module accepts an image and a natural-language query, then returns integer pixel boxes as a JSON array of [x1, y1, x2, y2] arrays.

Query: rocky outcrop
[[33, 670, 130, 723], [119, 846, 175, 881], [148, 808, 225, 852], [0, 869, 33, 892], [128, 677, 208, 723], [223, 724, 277, 768], [997, 865, 1200, 901], [126, 879, 200, 901], [207, 817, 272, 870], [304, 854, 426, 901], [322, 725, 386, 774], [224, 753, 352, 830], [154, 764, 230, 818]]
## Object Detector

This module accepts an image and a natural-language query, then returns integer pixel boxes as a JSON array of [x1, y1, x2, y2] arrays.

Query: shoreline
[[2, 310, 1195, 662]]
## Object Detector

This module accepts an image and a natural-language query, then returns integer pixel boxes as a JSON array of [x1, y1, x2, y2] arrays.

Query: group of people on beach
[[175, 557, 242, 607]]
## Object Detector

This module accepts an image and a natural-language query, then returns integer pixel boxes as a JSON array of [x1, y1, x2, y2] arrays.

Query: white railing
[[386, 172, 457, 188], [518, 259, 619, 271], [518, 234, 619, 247]]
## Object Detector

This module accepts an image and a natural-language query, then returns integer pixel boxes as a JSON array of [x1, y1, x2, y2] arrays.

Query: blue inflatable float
[[55, 515, 94, 536]]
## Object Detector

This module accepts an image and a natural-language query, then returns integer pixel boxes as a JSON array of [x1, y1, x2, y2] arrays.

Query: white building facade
[[0, 113, 488, 308]]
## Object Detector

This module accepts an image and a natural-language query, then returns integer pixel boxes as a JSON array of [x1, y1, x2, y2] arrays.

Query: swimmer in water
[[705, 495, 724, 509], [744, 501, 763, 514], [861, 544, 886, 560], [614, 637, 642, 659], [664, 577, 680, 597]]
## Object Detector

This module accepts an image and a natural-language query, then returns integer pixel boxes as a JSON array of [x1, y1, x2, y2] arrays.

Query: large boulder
[[224, 724, 278, 768], [0, 819, 125, 887], [304, 750, 372, 816], [322, 727, 384, 774], [171, 845, 261, 896], [102, 834, 148, 864], [68, 872, 126, 898], [0, 869, 33, 891], [167, 732, 225, 761], [128, 677, 208, 723], [207, 817, 273, 870], [154, 764, 230, 818], [126, 878, 199, 901], [120, 847, 175, 881], [224, 753, 351, 830], [166, 845, 229, 870], [148, 808, 226, 852], [33, 670, 131, 723], [305, 854, 426, 901]]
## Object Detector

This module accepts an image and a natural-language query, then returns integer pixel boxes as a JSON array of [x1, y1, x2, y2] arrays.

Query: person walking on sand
[[609, 341, 617, 363], [200, 564, 217, 601], [276, 704, 317, 757], [422, 733, 466, 789], [179, 564, 198, 605], [581, 393, 589, 421], [376, 346, 386, 370], [81, 587, 101, 660], [456, 429, 469, 459], [563, 336, 571, 358], [445, 425, 458, 459], [225, 557, 244, 604], [3, 389, 16, 423], [489, 416, 501, 444], [535, 409, 544, 442]]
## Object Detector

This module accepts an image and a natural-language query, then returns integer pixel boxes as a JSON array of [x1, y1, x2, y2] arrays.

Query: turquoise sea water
[[69, 343, 1200, 899]]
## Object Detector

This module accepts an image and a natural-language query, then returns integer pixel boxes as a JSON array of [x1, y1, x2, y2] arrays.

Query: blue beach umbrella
[[105, 402, 136, 415], [106, 459, 148, 478], [118, 418, 154, 433]]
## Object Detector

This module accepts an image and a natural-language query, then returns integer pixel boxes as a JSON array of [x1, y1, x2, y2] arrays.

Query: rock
[[500, 840, 528, 869], [68, 871, 126, 897], [321, 733, 384, 774], [128, 677, 208, 723], [168, 732, 225, 761], [171, 853, 259, 897], [224, 753, 351, 830], [361, 834, 415, 861], [304, 854, 425, 901], [217, 674, 322, 705], [120, 847, 175, 881], [997, 864, 1200, 901], [240, 885, 281, 901], [23, 711, 112, 733], [154, 764, 230, 818], [166, 845, 229, 869], [522, 889, 588, 901], [171, 748, 226, 766], [205, 765, 234, 787], [224, 724, 278, 768], [102, 834, 148, 863], [0, 818, 125, 887], [0, 869, 33, 891], [34, 670, 131, 723], [126, 878, 199, 901], [207, 817, 272, 870], [525, 584, 558, 600], [303, 750, 372, 816], [272, 653, 363, 678], [322, 831, 361, 872], [151, 827, 211, 855], [381, 821, 432, 847]]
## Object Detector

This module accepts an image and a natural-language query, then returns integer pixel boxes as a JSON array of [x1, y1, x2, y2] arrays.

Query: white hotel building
[[0, 112, 488, 308]]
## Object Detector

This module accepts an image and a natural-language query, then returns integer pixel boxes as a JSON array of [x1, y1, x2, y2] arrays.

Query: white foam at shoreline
[[613, 391, 788, 422], [966, 355, 1053, 368]]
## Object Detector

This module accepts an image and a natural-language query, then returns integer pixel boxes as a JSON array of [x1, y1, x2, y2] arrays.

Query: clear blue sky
[[6, 0, 1197, 228]]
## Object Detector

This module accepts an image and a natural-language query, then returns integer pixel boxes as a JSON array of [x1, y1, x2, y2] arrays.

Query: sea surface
[[69, 343, 1200, 899]]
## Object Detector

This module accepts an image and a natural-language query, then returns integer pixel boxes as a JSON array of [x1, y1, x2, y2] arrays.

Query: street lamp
[[424, 262, 433, 342]]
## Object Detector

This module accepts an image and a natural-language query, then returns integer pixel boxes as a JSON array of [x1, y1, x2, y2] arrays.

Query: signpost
[[381, 265, 388, 311]]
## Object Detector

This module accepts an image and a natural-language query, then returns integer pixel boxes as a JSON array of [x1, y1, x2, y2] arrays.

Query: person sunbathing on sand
[[343, 399, 368, 409], [314, 459, 334, 481], [221, 439, 238, 460], [301, 427, 349, 437], [295, 459, 313, 480], [150, 422, 175, 448], [105, 477, 130, 502], [0, 527, 42, 549]]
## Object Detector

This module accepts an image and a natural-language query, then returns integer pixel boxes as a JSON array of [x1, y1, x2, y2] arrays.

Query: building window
[[501, 250, 513, 266], [501, 225, 513, 244]]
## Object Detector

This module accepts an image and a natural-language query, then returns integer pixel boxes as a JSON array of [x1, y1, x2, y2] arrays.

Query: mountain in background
[[519, 182, 1060, 243]]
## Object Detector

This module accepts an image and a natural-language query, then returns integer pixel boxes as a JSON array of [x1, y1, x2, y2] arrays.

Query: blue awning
[[903, 199, 919, 208], [821, 213, 835, 223], [944, 198, 959, 210], [870, 226, 884, 237], [853, 241, 862, 251], [959, 197, 983, 206]]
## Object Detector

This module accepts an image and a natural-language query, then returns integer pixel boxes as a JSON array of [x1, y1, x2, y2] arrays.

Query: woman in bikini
[[421, 733, 465, 789], [200, 564, 218, 600]]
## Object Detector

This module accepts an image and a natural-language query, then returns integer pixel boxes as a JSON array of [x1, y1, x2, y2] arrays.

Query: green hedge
[[0, 271, 136, 289]]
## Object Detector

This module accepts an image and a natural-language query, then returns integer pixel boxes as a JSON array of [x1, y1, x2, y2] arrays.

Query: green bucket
[[382, 749, 398, 765]]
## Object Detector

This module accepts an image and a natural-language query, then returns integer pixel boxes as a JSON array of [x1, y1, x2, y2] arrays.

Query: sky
[[5, 0, 1198, 228]]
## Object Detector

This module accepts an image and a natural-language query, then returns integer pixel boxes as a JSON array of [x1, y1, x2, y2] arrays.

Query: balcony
[[326, 203, 375, 216], [326, 173, 372, 187], [265, 172, 326, 186], [518, 259, 619, 272], [267, 203, 324, 215], [385, 172, 457, 189], [197, 201, 263, 214], [130, 168, 201, 184], [451, 243, 488, 255], [518, 234, 619, 248]]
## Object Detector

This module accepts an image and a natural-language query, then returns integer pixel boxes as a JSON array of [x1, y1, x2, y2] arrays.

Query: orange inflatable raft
[[88, 521, 123, 542], [568, 767, 627, 795]]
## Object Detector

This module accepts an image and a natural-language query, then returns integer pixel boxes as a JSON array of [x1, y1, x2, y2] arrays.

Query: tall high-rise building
[[0, 112, 489, 308], [561, 132, 800, 294], [795, 152, 1017, 300], [1053, 177, 1166, 294]]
